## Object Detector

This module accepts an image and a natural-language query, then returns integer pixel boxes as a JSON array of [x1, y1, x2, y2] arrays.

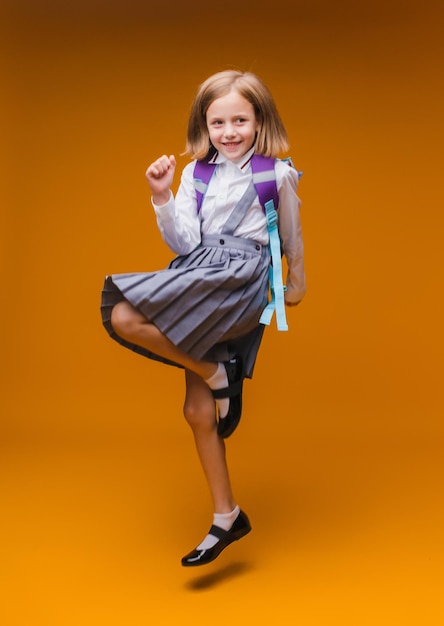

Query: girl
[[101, 70, 306, 567]]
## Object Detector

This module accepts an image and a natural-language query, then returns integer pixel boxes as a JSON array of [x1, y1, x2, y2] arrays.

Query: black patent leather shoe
[[181, 509, 252, 567], [212, 356, 244, 439]]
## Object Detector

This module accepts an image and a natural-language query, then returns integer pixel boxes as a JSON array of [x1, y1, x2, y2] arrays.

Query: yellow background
[[2, 0, 443, 624]]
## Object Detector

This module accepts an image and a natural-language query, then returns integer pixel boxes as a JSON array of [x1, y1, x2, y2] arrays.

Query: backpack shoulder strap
[[251, 154, 301, 210], [250, 154, 279, 213], [193, 158, 217, 213]]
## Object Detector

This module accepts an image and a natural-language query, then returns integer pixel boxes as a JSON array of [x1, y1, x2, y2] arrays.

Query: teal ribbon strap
[[259, 199, 288, 332]]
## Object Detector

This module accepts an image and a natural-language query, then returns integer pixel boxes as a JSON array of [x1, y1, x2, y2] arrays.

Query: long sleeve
[[151, 162, 202, 255], [276, 161, 306, 304]]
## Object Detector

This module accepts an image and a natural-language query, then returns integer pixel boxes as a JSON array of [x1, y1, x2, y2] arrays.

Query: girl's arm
[[146, 157, 201, 254], [276, 162, 307, 306]]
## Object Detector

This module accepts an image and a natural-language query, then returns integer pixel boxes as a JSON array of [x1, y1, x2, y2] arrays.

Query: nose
[[224, 123, 236, 138]]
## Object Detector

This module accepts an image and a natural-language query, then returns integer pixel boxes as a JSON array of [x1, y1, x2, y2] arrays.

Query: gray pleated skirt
[[100, 233, 270, 378]]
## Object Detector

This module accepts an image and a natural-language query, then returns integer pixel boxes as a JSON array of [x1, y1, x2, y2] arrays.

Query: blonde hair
[[185, 70, 289, 160]]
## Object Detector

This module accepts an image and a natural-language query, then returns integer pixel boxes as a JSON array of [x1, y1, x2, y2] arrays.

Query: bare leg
[[111, 300, 218, 380], [183, 369, 236, 513], [181, 370, 251, 566]]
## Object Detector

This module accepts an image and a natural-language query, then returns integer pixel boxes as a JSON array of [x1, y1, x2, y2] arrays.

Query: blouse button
[[219, 239, 225, 245]]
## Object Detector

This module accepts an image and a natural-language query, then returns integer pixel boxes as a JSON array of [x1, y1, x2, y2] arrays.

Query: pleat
[[100, 237, 270, 378]]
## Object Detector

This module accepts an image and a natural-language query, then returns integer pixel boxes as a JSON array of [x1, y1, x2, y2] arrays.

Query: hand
[[285, 295, 300, 307], [145, 154, 176, 205]]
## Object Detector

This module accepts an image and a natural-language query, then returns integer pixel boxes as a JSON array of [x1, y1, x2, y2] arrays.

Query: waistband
[[201, 233, 268, 255]]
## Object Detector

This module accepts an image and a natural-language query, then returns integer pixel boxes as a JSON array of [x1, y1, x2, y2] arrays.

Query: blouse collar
[[210, 146, 255, 171]]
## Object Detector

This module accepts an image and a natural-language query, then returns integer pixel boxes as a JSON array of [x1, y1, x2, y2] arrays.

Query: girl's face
[[206, 89, 259, 161]]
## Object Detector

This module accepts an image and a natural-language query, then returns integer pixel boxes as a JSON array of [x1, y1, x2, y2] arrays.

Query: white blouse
[[152, 148, 306, 303]]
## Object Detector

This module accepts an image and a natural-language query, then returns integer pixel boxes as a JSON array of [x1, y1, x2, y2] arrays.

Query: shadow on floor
[[184, 560, 255, 591]]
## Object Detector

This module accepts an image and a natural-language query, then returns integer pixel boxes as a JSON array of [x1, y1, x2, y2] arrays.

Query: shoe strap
[[211, 380, 243, 399], [208, 525, 229, 540]]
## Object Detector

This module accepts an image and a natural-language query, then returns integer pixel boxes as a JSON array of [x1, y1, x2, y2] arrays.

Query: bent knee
[[111, 301, 140, 337], [183, 400, 216, 431]]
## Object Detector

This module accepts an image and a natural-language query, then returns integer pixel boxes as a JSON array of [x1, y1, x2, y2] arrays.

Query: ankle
[[214, 505, 240, 530]]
